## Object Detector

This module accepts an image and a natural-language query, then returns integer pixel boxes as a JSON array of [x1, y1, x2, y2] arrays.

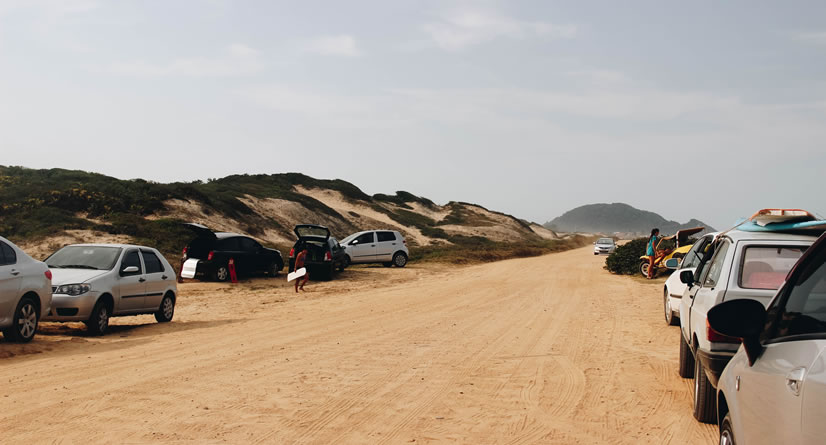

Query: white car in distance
[[43, 244, 178, 335], [0, 236, 52, 343], [593, 238, 617, 255], [340, 230, 409, 267]]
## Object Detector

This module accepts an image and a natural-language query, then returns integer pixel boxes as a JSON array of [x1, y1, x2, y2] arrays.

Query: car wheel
[[679, 333, 695, 378], [154, 294, 175, 323], [594, 252, 598, 255], [325, 265, 335, 281], [87, 300, 111, 336], [693, 358, 717, 423], [720, 412, 735, 445], [664, 288, 678, 326], [393, 252, 408, 268], [268, 262, 281, 277], [214, 265, 229, 282], [3, 297, 39, 343], [640, 261, 651, 277], [344, 256, 351, 268]]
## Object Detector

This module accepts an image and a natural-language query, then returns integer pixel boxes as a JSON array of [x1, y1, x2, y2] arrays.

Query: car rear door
[[687, 239, 732, 347], [375, 231, 398, 261], [117, 249, 146, 312], [348, 232, 377, 263], [0, 241, 22, 321], [140, 249, 168, 311]]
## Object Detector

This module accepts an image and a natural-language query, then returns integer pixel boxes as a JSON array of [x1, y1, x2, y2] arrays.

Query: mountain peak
[[544, 203, 714, 235]]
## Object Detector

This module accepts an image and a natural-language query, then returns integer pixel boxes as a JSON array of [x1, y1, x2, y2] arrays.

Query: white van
[[340, 230, 409, 267]]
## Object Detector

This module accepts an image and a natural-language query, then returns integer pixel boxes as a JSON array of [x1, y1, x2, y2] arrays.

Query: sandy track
[[0, 248, 715, 444]]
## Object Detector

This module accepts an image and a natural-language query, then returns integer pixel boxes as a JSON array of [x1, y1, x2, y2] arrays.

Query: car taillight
[[182, 246, 188, 257], [324, 251, 332, 261], [403, 240, 407, 244], [44, 270, 52, 280], [707, 320, 740, 343], [289, 248, 295, 258], [207, 251, 214, 261]]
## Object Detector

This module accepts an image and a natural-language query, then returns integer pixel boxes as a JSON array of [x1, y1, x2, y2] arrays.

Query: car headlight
[[55, 284, 91, 296]]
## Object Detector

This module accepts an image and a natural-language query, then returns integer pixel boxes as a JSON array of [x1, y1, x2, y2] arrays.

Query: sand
[[0, 247, 715, 444]]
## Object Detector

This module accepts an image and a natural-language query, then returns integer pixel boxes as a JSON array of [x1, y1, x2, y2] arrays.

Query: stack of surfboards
[[737, 209, 826, 233]]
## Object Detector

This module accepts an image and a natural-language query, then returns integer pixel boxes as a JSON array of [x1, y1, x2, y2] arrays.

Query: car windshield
[[46, 246, 122, 271], [597, 238, 614, 244], [740, 246, 808, 290], [340, 234, 357, 244]]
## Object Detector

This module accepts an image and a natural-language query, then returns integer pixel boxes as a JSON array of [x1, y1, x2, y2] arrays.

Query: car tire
[[719, 412, 735, 445], [154, 294, 175, 323], [594, 252, 598, 255], [679, 333, 695, 378], [87, 299, 111, 336], [344, 256, 351, 268], [268, 262, 281, 277], [393, 252, 408, 268], [325, 265, 334, 281], [664, 288, 678, 326], [693, 357, 717, 424], [3, 297, 39, 343], [214, 265, 230, 282], [382, 262, 393, 267], [640, 261, 651, 277]]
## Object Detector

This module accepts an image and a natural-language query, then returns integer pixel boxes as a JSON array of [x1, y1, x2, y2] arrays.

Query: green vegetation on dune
[[412, 236, 594, 264]]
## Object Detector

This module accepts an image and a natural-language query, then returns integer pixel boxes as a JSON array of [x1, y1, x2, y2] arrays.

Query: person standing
[[647, 228, 660, 279], [294, 247, 310, 292]]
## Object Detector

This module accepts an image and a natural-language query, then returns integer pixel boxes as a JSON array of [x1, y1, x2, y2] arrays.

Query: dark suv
[[288, 225, 347, 280], [183, 223, 283, 281]]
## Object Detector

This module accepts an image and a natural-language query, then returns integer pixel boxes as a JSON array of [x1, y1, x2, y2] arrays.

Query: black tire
[[87, 299, 111, 336], [392, 252, 408, 268], [719, 412, 735, 445], [664, 287, 678, 326], [154, 294, 175, 323], [344, 256, 351, 268], [214, 265, 230, 282], [640, 261, 651, 277], [382, 262, 393, 267], [594, 252, 598, 255], [679, 333, 695, 378], [693, 357, 717, 424], [3, 297, 39, 343]]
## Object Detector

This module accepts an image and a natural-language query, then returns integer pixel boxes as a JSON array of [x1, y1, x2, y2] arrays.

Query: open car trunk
[[184, 223, 217, 259], [296, 238, 329, 263]]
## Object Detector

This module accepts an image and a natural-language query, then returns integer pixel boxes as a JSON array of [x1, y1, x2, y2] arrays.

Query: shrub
[[605, 238, 648, 275]]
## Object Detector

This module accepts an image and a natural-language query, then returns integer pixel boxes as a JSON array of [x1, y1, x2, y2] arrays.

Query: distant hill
[[0, 166, 559, 261], [544, 203, 715, 236]]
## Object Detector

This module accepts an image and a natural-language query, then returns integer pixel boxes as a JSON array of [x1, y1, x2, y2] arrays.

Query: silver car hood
[[50, 268, 110, 285]]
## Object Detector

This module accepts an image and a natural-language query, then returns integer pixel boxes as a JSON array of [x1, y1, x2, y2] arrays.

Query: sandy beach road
[[0, 248, 716, 444]]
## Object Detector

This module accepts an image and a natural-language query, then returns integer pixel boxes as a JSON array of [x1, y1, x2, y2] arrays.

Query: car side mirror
[[665, 258, 681, 270], [708, 299, 766, 366], [121, 265, 139, 275], [351, 240, 359, 245], [679, 270, 694, 286]]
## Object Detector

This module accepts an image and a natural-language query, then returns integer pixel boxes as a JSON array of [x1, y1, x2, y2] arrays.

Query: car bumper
[[594, 249, 614, 255], [697, 349, 736, 388], [42, 291, 101, 322]]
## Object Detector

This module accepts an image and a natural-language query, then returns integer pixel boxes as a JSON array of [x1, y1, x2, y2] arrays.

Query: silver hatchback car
[[42, 244, 178, 335]]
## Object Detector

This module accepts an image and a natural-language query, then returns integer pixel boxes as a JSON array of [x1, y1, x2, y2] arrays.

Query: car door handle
[[786, 367, 806, 396], [138, 277, 146, 283], [10, 270, 19, 276], [162, 275, 168, 280]]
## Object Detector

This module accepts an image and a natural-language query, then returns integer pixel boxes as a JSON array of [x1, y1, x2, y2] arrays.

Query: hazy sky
[[2, 0, 825, 229]]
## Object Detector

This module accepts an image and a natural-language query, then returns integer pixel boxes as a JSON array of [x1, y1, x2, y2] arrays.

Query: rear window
[[141, 250, 165, 274], [377, 232, 396, 242], [296, 226, 329, 238], [740, 246, 808, 290], [0, 242, 16, 266]]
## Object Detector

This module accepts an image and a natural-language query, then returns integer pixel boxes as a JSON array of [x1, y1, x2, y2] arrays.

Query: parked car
[[0, 236, 52, 343], [710, 231, 826, 444], [183, 223, 283, 282], [593, 238, 617, 255], [288, 225, 347, 280], [678, 229, 816, 423], [340, 230, 409, 267], [42, 244, 178, 335], [662, 232, 718, 326]]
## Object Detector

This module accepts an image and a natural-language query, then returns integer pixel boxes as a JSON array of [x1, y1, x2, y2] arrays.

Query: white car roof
[[64, 243, 160, 251], [722, 230, 819, 243]]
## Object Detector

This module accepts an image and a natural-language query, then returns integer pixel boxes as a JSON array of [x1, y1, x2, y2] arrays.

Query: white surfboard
[[287, 267, 307, 282], [181, 258, 199, 279]]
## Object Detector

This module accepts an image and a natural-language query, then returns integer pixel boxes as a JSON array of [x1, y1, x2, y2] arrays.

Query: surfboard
[[288, 267, 307, 282], [749, 209, 816, 227], [737, 220, 826, 233], [181, 258, 199, 279]]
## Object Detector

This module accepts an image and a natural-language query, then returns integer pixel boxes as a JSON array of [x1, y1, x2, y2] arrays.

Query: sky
[[1, 0, 825, 229]]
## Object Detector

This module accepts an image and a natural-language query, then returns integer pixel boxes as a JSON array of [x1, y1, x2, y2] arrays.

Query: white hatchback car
[[663, 233, 718, 326], [0, 236, 52, 342], [678, 229, 816, 423], [340, 230, 409, 267], [43, 244, 178, 335], [710, 232, 826, 444]]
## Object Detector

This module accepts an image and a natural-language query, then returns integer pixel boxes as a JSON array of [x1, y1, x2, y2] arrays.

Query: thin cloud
[[302, 35, 362, 57], [423, 10, 576, 51], [108, 44, 262, 77], [793, 31, 826, 45]]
